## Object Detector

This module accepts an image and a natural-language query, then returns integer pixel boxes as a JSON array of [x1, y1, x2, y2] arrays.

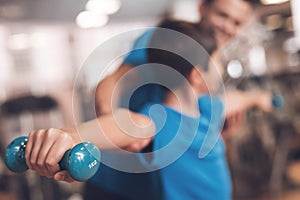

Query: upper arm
[[95, 64, 132, 115], [95, 31, 153, 115]]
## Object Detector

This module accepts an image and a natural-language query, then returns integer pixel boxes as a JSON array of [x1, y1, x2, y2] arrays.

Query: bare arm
[[221, 90, 273, 137], [95, 63, 153, 152], [77, 109, 154, 149], [254, 2, 291, 20], [95, 64, 133, 115], [25, 108, 154, 181], [223, 90, 273, 117]]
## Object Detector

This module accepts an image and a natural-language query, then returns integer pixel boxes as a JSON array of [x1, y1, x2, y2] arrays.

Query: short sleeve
[[137, 103, 164, 168], [198, 95, 225, 158], [123, 29, 154, 67]]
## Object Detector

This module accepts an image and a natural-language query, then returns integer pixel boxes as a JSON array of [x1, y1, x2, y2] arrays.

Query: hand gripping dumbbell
[[5, 136, 101, 181]]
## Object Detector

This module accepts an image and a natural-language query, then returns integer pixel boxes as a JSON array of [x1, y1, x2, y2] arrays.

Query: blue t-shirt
[[88, 30, 165, 200], [139, 95, 232, 200], [89, 30, 231, 199], [88, 156, 163, 200], [120, 29, 165, 112], [123, 29, 153, 67]]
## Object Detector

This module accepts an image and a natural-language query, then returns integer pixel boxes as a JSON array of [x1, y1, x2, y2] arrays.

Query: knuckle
[[28, 131, 34, 138], [30, 158, 36, 165], [28, 130, 39, 139], [45, 128, 61, 140], [37, 160, 44, 168], [47, 128, 55, 134], [61, 133, 71, 142], [35, 130, 44, 138], [45, 159, 56, 168], [46, 128, 55, 136]]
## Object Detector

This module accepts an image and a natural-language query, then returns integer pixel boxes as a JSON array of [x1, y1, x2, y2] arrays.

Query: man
[[89, 0, 272, 199], [95, 0, 265, 147], [199, 0, 254, 47]]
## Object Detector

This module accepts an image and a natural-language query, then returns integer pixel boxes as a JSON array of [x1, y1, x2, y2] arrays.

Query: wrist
[[60, 127, 82, 146]]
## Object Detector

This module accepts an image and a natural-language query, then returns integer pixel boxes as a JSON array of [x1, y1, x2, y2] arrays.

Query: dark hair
[[202, 0, 259, 7], [147, 19, 216, 88]]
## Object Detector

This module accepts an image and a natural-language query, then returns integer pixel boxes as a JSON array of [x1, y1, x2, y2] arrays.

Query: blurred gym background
[[0, 0, 299, 199]]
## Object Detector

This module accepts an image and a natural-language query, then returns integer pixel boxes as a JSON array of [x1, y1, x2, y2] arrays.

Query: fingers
[[25, 128, 74, 179], [25, 131, 36, 170], [33, 131, 57, 177], [223, 111, 245, 136], [45, 134, 73, 174], [54, 171, 75, 183], [36, 141, 58, 177], [260, 92, 273, 112]]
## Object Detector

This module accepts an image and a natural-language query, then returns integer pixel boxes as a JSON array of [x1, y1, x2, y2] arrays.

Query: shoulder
[[198, 95, 224, 117], [133, 29, 155, 48], [123, 29, 155, 67]]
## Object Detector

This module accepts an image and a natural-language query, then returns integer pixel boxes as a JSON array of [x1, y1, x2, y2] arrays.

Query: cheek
[[208, 13, 224, 29]]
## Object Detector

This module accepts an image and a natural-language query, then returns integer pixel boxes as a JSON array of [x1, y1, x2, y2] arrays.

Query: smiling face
[[200, 0, 253, 46]]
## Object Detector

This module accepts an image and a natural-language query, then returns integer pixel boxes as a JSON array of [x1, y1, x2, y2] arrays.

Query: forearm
[[223, 90, 271, 116], [69, 109, 154, 150], [24, 108, 154, 181], [236, 92, 258, 110], [237, 91, 273, 112], [221, 89, 272, 137]]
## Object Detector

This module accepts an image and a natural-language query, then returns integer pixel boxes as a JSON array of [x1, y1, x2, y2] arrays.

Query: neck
[[163, 87, 200, 117], [197, 20, 212, 34]]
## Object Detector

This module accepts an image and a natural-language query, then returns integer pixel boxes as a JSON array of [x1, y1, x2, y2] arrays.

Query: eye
[[216, 10, 228, 18], [235, 21, 241, 27]]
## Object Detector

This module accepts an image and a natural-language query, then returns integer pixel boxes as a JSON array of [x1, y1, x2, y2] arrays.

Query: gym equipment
[[5, 136, 101, 181], [272, 94, 284, 108]]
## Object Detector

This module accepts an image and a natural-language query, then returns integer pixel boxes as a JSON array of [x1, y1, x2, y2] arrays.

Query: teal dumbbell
[[5, 136, 101, 181]]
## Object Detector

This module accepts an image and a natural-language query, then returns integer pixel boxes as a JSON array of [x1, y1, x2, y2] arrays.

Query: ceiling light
[[171, 0, 200, 22], [227, 60, 243, 78], [76, 11, 108, 29], [86, 0, 121, 15], [260, 0, 289, 5], [248, 46, 267, 76]]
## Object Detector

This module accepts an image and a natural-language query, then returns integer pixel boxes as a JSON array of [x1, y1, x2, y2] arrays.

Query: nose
[[223, 20, 237, 38]]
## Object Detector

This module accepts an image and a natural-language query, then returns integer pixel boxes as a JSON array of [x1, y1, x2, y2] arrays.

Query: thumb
[[54, 171, 75, 183]]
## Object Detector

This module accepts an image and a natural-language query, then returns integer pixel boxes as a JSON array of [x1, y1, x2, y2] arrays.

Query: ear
[[189, 66, 206, 87], [199, 1, 207, 16]]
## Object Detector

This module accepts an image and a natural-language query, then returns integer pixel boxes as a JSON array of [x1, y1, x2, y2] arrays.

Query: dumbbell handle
[[5, 136, 101, 181], [5, 137, 72, 172]]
